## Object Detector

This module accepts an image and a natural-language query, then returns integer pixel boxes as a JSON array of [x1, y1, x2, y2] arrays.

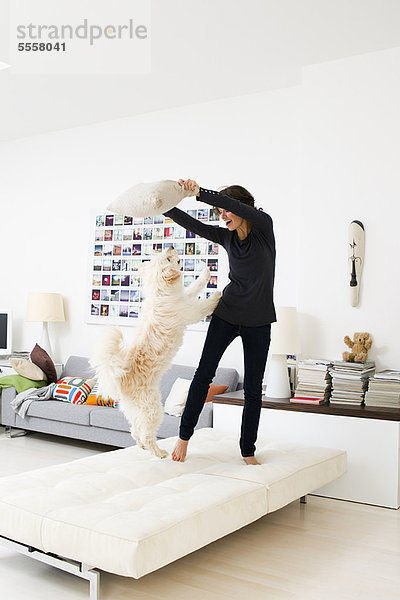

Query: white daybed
[[0, 428, 346, 598]]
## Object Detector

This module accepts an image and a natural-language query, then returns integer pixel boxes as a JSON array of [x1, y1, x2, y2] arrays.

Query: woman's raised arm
[[163, 206, 228, 245]]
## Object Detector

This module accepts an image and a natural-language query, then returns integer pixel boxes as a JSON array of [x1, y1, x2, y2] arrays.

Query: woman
[[164, 178, 276, 464]]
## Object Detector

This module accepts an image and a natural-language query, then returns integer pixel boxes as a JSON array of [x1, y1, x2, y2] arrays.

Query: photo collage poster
[[88, 205, 225, 328]]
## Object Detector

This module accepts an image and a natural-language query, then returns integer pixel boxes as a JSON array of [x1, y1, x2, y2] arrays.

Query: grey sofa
[[1, 356, 239, 448]]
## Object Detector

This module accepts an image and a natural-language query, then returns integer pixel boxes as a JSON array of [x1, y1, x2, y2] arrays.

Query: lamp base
[[264, 354, 291, 399], [40, 322, 53, 358]]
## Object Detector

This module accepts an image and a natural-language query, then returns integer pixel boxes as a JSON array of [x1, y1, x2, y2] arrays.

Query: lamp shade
[[26, 293, 65, 323], [269, 306, 300, 355]]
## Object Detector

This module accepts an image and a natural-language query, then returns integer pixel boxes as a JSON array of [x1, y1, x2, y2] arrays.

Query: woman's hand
[[178, 178, 200, 196]]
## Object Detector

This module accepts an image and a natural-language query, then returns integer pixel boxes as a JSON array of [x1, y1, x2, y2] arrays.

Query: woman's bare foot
[[171, 438, 189, 462], [243, 456, 261, 465]]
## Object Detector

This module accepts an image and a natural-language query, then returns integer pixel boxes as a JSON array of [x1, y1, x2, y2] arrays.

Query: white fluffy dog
[[91, 247, 221, 458]]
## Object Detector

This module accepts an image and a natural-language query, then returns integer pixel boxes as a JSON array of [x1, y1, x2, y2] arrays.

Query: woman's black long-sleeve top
[[163, 187, 276, 327]]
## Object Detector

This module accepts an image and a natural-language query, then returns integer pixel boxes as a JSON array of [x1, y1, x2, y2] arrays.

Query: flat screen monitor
[[0, 311, 12, 355]]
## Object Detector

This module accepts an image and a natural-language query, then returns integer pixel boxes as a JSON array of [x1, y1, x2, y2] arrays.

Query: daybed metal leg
[[300, 495, 307, 504], [82, 563, 101, 600], [5, 426, 28, 438], [0, 535, 101, 600]]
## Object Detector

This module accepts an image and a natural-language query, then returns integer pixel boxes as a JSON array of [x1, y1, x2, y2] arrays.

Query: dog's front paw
[[209, 291, 222, 308], [154, 448, 169, 459]]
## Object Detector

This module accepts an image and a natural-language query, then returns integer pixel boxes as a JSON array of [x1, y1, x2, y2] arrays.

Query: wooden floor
[[0, 427, 399, 600]]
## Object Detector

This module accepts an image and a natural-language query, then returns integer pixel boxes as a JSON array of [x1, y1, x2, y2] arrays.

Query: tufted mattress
[[0, 428, 346, 578]]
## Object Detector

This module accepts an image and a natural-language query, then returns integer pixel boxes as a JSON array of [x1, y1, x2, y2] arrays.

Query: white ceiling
[[1, 0, 400, 141]]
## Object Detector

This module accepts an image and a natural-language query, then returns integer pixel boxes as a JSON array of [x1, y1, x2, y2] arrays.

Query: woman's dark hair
[[213, 184, 261, 216], [218, 185, 255, 207]]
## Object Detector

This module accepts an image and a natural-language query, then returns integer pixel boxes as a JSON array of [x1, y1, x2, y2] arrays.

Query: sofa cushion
[[52, 377, 96, 404], [89, 407, 130, 431], [26, 401, 93, 426], [206, 384, 228, 402], [9, 358, 47, 381], [157, 402, 212, 439], [164, 378, 192, 417], [30, 344, 57, 383], [86, 383, 119, 408]]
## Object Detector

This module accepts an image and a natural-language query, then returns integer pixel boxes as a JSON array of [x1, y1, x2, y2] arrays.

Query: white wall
[[1, 46, 399, 374], [0, 86, 300, 374], [299, 47, 400, 368]]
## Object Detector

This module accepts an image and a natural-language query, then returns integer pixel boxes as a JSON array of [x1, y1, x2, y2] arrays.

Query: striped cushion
[[51, 377, 96, 404], [85, 383, 120, 408]]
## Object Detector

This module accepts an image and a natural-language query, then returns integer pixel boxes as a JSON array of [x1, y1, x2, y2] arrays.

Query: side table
[[213, 390, 400, 509]]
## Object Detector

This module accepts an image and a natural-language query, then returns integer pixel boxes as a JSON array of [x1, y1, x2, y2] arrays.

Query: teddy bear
[[342, 332, 373, 363]]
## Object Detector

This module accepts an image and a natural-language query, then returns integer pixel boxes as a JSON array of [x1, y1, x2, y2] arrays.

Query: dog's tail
[[90, 326, 127, 399]]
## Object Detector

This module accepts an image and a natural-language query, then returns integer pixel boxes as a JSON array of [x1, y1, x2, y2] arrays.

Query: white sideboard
[[213, 392, 400, 509]]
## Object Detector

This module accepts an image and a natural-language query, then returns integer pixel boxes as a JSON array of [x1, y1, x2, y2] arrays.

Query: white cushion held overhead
[[107, 180, 200, 218]]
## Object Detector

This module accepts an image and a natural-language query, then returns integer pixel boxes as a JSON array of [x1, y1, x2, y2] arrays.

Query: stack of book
[[329, 361, 375, 406], [365, 370, 400, 408], [0, 351, 31, 362], [290, 359, 332, 405]]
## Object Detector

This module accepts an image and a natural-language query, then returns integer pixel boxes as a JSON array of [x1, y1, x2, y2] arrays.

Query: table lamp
[[26, 293, 65, 358], [264, 306, 300, 399]]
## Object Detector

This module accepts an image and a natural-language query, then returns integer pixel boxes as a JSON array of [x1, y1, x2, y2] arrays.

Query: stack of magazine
[[329, 361, 375, 406], [364, 370, 400, 408], [0, 351, 31, 362], [290, 359, 332, 405]]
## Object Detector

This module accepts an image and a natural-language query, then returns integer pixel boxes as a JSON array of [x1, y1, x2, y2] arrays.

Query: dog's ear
[[162, 266, 181, 284]]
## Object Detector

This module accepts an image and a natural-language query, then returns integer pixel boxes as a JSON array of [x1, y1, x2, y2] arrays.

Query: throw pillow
[[9, 358, 47, 381], [164, 379, 230, 417], [107, 179, 199, 218], [0, 375, 47, 394], [85, 383, 119, 408], [51, 377, 96, 404], [205, 384, 229, 402], [164, 378, 192, 417], [30, 344, 57, 383]]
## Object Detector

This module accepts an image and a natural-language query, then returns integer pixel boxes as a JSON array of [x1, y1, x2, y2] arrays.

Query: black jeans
[[179, 314, 271, 457]]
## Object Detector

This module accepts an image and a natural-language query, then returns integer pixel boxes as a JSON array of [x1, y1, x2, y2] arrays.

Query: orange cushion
[[205, 384, 228, 402], [85, 383, 119, 408], [85, 395, 116, 407]]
